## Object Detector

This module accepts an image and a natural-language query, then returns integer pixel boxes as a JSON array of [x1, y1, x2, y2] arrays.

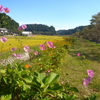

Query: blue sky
[[1, 0, 100, 30]]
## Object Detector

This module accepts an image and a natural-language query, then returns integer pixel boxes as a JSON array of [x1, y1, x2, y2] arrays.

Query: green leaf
[[62, 94, 77, 100], [36, 72, 45, 87], [6, 68, 12, 74], [24, 76, 33, 83], [68, 87, 79, 92], [17, 80, 30, 91], [21, 70, 30, 76], [3, 77, 7, 84], [23, 82, 30, 91], [0, 69, 6, 74], [1, 94, 11, 100], [49, 83, 63, 90], [43, 73, 59, 85]]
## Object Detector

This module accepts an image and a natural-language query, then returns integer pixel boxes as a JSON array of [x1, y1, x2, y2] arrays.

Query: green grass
[[59, 38, 100, 99], [15, 37, 100, 99], [1, 36, 100, 99]]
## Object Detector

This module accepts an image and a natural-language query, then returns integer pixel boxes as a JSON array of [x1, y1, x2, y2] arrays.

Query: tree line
[[57, 26, 87, 35], [25, 24, 56, 35]]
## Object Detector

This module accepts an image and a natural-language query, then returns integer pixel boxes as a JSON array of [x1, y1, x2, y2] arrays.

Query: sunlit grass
[[58, 38, 100, 99]]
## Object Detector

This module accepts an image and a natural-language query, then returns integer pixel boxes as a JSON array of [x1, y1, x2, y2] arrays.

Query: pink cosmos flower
[[83, 77, 92, 87], [12, 53, 22, 59], [47, 70, 51, 73], [47, 41, 54, 48], [18, 26, 23, 31], [83, 78, 88, 87], [16, 54, 22, 59], [12, 53, 17, 57], [21, 24, 27, 29], [77, 53, 81, 56], [34, 51, 38, 55], [18, 25, 27, 31], [0, 5, 3, 12], [39, 44, 46, 50], [23, 46, 30, 52], [11, 47, 16, 51], [0, 37, 7, 42], [61, 81, 64, 84], [87, 70, 94, 78], [53, 46, 56, 48], [3, 7, 10, 13]]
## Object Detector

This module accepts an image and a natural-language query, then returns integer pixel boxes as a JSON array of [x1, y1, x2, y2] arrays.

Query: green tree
[[0, 13, 20, 35], [90, 12, 100, 25]]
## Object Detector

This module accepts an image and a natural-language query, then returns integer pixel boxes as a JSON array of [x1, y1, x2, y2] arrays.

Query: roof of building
[[0, 28, 8, 30], [22, 31, 32, 34]]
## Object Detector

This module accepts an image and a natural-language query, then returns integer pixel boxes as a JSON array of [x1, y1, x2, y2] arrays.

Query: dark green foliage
[[73, 12, 100, 43], [25, 24, 57, 35], [0, 64, 78, 100], [0, 13, 20, 35]]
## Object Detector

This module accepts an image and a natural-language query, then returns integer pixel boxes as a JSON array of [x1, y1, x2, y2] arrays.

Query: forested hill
[[0, 13, 57, 35], [25, 24, 56, 35], [57, 26, 87, 35], [0, 13, 19, 33], [72, 12, 100, 43]]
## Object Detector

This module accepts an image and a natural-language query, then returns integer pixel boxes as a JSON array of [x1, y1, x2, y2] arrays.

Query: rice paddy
[[0, 35, 64, 52]]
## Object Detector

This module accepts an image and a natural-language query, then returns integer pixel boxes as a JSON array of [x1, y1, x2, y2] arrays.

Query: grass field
[[0, 35, 100, 99], [59, 38, 100, 99]]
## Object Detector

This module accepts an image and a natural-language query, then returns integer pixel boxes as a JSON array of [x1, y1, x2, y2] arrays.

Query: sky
[[1, 0, 100, 30]]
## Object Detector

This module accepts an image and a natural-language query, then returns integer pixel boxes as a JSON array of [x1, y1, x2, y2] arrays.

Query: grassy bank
[[59, 38, 100, 99]]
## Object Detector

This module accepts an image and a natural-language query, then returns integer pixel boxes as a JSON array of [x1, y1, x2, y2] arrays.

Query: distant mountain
[[57, 26, 87, 35]]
